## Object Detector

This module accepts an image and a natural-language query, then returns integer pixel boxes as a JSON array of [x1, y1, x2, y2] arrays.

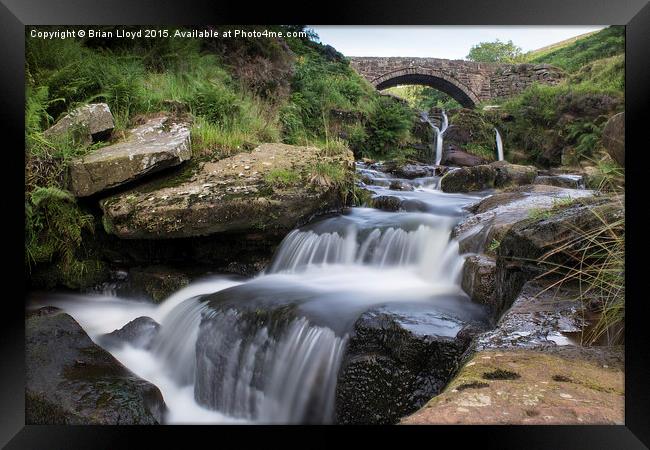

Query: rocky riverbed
[[26, 102, 625, 425]]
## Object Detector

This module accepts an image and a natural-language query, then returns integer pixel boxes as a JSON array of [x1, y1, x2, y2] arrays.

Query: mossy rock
[[440, 165, 497, 193], [100, 143, 355, 239]]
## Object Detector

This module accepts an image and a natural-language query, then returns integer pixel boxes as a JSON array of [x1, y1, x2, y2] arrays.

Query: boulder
[[534, 174, 585, 189], [601, 112, 624, 167], [101, 143, 354, 239], [43, 103, 114, 145], [335, 303, 489, 424], [384, 162, 435, 179], [442, 146, 489, 167], [26, 307, 166, 424], [98, 316, 161, 350], [462, 255, 497, 312], [370, 195, 402, 211], [490, 161, 537, 188], [440, 165, 497, 193], [389, 180, 414, 191], [69, 114, 191, 197], [561, 146, 579, 166]]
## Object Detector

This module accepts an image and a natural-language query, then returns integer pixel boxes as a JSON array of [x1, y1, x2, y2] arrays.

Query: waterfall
[[495, 128, 504, 161], [267, 219, 465, 283], [195, 313, 347, 423], [421, 110, 448, 166]]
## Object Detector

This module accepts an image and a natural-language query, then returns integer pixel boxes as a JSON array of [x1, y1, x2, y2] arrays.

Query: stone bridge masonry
[[348, 57, 565, 108]]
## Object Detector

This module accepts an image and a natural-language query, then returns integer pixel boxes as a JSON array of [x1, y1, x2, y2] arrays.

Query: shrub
[[351, 96, 414, 159]]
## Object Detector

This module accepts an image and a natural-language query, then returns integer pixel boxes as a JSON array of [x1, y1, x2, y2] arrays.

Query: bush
[[351, 96, 414, 159]]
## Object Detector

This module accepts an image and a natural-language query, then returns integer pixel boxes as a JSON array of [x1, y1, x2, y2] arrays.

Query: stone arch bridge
[[348, 57, 565, 108]]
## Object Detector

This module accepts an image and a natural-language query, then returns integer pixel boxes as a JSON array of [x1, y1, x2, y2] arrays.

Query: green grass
[[525, 26, 624, 73], [465, 142, 497, 161], [264, 168, 302, 187], [528, 196, 576, 220]]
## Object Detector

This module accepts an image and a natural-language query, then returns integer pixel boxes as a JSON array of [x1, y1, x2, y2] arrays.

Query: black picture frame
[[2, 0, 649, 447]]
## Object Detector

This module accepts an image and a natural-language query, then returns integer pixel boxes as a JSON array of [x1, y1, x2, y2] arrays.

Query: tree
[[466, 39, 523, 63]]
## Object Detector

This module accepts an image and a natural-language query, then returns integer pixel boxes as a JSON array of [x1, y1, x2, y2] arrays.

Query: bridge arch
[[371, 67, 480, 108]]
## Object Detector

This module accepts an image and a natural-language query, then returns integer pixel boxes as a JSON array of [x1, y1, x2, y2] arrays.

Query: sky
[[309, 26, 606, 59]]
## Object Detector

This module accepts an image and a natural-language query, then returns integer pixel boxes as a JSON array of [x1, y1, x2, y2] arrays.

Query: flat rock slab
[[101, 143, 353, 239], [401, 347, 624, 425], [44, 103, 115, 145], [69, 115, 191, 197]]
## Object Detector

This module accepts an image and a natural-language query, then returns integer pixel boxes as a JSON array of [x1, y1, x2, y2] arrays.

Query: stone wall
[[349, 57, 565, 106]]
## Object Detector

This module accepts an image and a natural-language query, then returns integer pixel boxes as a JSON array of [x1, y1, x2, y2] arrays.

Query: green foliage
[[25, 186, 104, 287], [279, 44, 375, 145], [265, 168, 302, 187], [565, 120, 603, 158], [526, 26, 624, 72], [384, 85, 462, 111], [491, 79, 623, 166], [585, 157, 625, 192], [569, 54, 625, 93], [464, 142, 497, 161], [350, 96, 414, 159], [488, 239, 501, 253], [466, 39, 523, 63]]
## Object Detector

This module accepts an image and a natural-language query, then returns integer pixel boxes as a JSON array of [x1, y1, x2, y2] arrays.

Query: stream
[[29, 160, 494, 424]]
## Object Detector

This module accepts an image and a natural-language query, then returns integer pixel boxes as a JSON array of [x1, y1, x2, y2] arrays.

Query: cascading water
[[421, 110, 448, 165], [29, 159, 491, 424], [495, 127, 504, 161]]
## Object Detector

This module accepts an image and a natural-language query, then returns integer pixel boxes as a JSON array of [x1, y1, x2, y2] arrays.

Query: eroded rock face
[[476, 281, 583, 350], [43, 103, 115, 145], [462, 255, 497, 312], [335, 303, 489, 424], [26, 307, 166, 424], [601, 112, 624, 167], [100, 143, 354, 239], [69, 115, 191, 197]]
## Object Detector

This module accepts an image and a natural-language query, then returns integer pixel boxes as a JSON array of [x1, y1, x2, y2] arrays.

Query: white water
[[30, 159, 490, 424], [495, 127, 504, 161], [421, 110, 448, 166]]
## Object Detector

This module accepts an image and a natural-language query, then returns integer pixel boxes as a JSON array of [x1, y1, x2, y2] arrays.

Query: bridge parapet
[[349, 57, 564, 107]]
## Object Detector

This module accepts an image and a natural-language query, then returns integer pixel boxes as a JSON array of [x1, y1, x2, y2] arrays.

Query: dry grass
[[535, 195, 624, 345]]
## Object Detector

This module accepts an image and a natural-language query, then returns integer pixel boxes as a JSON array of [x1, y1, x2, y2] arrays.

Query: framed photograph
[[3, 0, 648, 447]]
